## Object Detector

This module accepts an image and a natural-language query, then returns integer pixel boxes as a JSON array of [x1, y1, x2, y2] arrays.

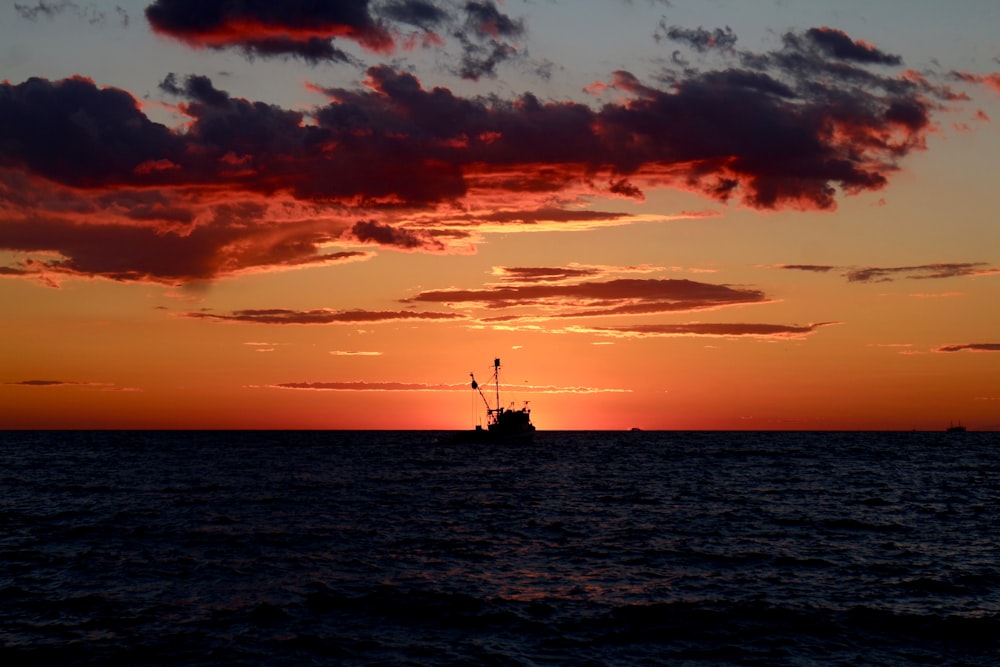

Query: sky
[[1, 0, 999, 430]]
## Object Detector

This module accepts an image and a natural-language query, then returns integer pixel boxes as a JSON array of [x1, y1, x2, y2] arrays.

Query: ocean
[[1, 430, 998, 666]]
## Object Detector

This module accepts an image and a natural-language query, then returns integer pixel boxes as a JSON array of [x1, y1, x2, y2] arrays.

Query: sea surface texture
[[1, 430, 998, 665]]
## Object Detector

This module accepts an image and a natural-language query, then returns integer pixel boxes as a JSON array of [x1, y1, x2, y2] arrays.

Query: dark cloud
[[5, 379, 71, 386], [1, 28, 947, 207], [159, 72, 229, 107], [463, 1, 524, 39], [240, 36, 356, 64], [776, 264, 837, 273], [450, 1, 527, 80], [350, 219, 444, 250], [0, 213, 368, 284], [187, 308, 465, 324], [381, 0, 449, 30], [15, 1, 113, 25], [404, 278, 769, 317], [777, 262, 995, 282], [144, 0, 534, 75], [935, 343, 1000, 353], [458, 208, 636, 226], [0, 23, 981, 284], [845, 263, 988, 283], [145, 0, 392, 60], [0, 76, 181, 187], [656, 24, 737, 52], [800, 27, 901, 65], [590, 322, 835, 338]]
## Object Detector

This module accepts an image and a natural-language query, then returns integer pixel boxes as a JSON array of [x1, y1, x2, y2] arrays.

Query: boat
[[946, 422, 967, 433], [450, 358, 535, 442]]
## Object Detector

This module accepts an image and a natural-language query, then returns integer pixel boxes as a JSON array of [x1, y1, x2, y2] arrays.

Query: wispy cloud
[[5, 379, 140, 391], [935, 343, 1000, 353], [572, 322, 837, 340], [776, 262, 998, 283], [187, 308, 465, 325], [270, 380, 630, 393]]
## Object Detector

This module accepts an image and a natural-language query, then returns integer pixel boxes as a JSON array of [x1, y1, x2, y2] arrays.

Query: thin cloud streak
[[572, 322, 837, 340], [271, 381, 630, 393], [404, 278, 769, 316], [776, 262, 998, 283], [187, 308, 465, 325], [5, 379, 140, 391], [936, 343, 1000, 353]]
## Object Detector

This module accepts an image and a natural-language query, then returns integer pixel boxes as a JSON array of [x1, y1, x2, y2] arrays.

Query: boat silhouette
[[451, 358, 535, 442]]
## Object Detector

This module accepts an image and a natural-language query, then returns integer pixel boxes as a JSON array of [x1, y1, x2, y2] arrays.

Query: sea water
[[1, 430, 998, 665]]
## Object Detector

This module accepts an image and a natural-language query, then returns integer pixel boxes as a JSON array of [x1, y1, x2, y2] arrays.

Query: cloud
[[330, 350, 383, 356], [796, 27, 901, 65], [581, 321, 837, 339], [774, 264, 837, 273], [493, 266, 602, 283], [143, 0, 531, 75], [404, 277, 769, 317], [187, 308, 465, 324], [6, 379, 72, 386], [492, 263, 680, 284], [844, 263, 991, 283], [452, 1, 527, 80], [145, 0, 393, 60], [349, 219, 444, 250], [273, 381, 466, 391], [777, 262, 998, 283], [0, 23, 986, 284], [935, 343, 1000, 353], [656, 24, 737, 52], [0, 212, 371, 284], [271, 380, 630, 393], [14, 1, 121, 26], [4, 379, 139, 390]]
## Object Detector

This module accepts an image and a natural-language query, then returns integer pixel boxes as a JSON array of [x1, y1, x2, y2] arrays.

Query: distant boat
[[946, 422, 967, 433], [450, 357, 535, 443]]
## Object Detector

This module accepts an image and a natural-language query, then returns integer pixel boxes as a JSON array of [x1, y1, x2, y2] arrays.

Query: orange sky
[[1, 1, 999, 430]]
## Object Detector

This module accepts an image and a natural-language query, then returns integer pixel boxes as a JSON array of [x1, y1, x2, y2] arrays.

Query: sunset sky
[[2, 0, 999, 430]]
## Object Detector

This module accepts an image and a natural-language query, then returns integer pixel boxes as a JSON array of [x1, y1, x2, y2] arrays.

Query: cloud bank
[[1, 8, 997, 285]]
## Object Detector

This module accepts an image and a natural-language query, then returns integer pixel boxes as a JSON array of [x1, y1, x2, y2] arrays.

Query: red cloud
[[0, 25, 984, 284], [187, 308, 465, 325], [145, 0, 394, 58], [404, 278, 769, 317]]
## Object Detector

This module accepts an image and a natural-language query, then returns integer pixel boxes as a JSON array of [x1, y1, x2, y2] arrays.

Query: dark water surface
[[2, 430, 998, 665]]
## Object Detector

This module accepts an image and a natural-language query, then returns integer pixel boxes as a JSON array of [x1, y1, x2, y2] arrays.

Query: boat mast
[[494, 357, 501, 414]]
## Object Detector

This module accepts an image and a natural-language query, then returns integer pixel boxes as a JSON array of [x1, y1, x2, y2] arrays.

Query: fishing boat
[[452, 357, 535, 442]]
